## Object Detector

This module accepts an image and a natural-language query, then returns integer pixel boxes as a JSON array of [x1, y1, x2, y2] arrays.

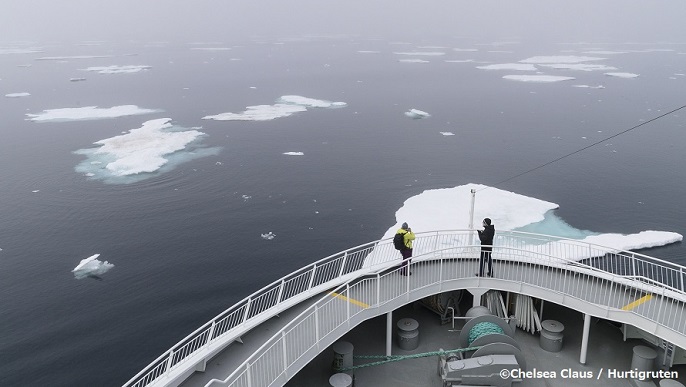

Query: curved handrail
[[122, 230, 684, 387], [215, 244, 686, 387]]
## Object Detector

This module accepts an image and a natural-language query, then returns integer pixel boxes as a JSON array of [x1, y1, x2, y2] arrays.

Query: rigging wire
[[477, 103, 686, 192]]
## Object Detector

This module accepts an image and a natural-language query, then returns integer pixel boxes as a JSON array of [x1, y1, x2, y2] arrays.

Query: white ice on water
[[0, 47, 43, 54], [74, 118, 219, 183], [404, 109, 430, 119], [519, 55, 606, 64], [81, 65, 151, 74], [261, 232, 276, 240], [26, 105, 159, 122], [283, 152, 304, 156], [440, 132, 455, 136], [363, 184, 682, 267], [605, 72, 639, 78], [202, 95, 346, 121], [393, 51, 445, 56], [5, 92, 30, 98], [539, 63, 617, 71], [36, 55, 114, 60], [398, 59, 429, 63], [503, 75, 575, 83], [72, 254, 114, 279], [476, 63, 537, 71]]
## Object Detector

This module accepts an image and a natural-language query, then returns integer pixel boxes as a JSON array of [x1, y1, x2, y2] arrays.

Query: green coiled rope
[[468, 321, 504, 346]]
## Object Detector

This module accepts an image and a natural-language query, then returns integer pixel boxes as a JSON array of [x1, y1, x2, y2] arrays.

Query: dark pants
[[479, 249, 492, 276], [400, 248, 412, 272]]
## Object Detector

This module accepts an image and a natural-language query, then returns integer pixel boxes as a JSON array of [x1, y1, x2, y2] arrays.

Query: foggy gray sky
[[2, 0, 686, 44]]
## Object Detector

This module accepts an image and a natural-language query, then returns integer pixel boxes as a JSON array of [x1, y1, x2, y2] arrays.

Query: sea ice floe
[[72, 254, 114, 279], [398, 59, 429, 63], [453, 48, 478, 52], [70, 78, 87, 82], [203, 95, 346, 121], [503, 75, 575, 83], [539, 63, 617, 71], [605, 72, 639, 78], [36, 55, 114, 60], [74, 118, 220, 183], [283, 152, 304, 156], [357, 50, 381, 54], [519, 55, 606, 64], [5, 92, 30, 98], [81, 65, 151, 74], [572, 85, 605, 89], [394, 51, 445, 56], [476, 63, 537, 71], [261, 232, 276, 240], [583, 51, 629, 55], [26, 105, 160, 122], [191, 47, 232, 51], [0, 47, 43, 54], [362, 183, 682, 267], [440, 132, 455, 136], [405, 109, 430, 119], [445, 59, 475, 63]]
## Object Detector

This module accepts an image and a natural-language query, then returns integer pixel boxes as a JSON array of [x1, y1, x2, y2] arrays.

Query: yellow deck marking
[[621, 294, 653, 311], [330, 292, 370, 308]]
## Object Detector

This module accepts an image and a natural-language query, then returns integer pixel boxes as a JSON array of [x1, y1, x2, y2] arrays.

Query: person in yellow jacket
[[395, 222, 416, 276]]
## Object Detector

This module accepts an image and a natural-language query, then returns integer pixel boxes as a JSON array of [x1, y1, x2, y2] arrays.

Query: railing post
[[206, 321, 216, 344], [631, 253, 637, 277], [164, 349, 174, 375], [246, 363, 252, 387], [376, 273, 381, 306], [681, 267, 684, 292], [281, 331, 288, 377], [308, 264, 317, 290], [240, 299, 253, 327], [276, 279, 285, 303], [346, 283, 351, 325], [339, 252, 348, 277], [315, 305, 320, 350]]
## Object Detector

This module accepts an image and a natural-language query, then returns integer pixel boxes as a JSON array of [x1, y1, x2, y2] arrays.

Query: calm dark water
[[0, 37, 684, 386]]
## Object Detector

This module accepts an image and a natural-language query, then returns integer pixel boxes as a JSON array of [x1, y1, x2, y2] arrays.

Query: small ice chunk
[[572, 85, 605, 89], [605, 72, 639, 78], [81, 65, 151, 74], [283, 152, 304, 156], [242, 195, 252, 201], [404, 109, 430, 119], [393, 51, 445, 56], [476, 63, 537, 71], [277, 95, 346, 108], [32, 190, 40, 193], [440, 132, 455, 136], [70, 78, 87, 82], [261, 232, 276, 240], [398, 59, 429, 63], [503, 75, 575, 83], [72, 254, 114, 279], [5, 92, 30, 98], [444, 59, 475, 63]]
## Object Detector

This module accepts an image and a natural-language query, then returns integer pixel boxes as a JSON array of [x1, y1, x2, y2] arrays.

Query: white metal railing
[[215, 244, 686, 387], [123, 230, 685, 387]]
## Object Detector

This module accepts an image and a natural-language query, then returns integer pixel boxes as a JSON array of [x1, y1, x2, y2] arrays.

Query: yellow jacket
[[396, 228, 416, 249]]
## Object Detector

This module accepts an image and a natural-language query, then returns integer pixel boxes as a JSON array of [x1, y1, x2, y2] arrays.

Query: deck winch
[[439, 308, 525, 387]]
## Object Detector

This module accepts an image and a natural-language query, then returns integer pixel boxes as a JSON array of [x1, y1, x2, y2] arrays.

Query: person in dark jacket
[[477, 218, 495, 277], [395, 222, 415, 276]]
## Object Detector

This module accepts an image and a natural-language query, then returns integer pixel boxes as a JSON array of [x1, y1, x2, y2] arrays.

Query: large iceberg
[[72, 254, 114, 279], [202, 95, 346, 121], [363, 184, 681, 267], [74, 118, 219, 183], [26, 105, 159, 122]]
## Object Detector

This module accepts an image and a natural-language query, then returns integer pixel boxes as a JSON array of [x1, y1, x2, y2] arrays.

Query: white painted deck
[[123, 231, 686, 387]]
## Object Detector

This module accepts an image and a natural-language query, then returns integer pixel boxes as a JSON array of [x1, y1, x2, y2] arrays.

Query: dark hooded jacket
[[478, 224, 495, 251]]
